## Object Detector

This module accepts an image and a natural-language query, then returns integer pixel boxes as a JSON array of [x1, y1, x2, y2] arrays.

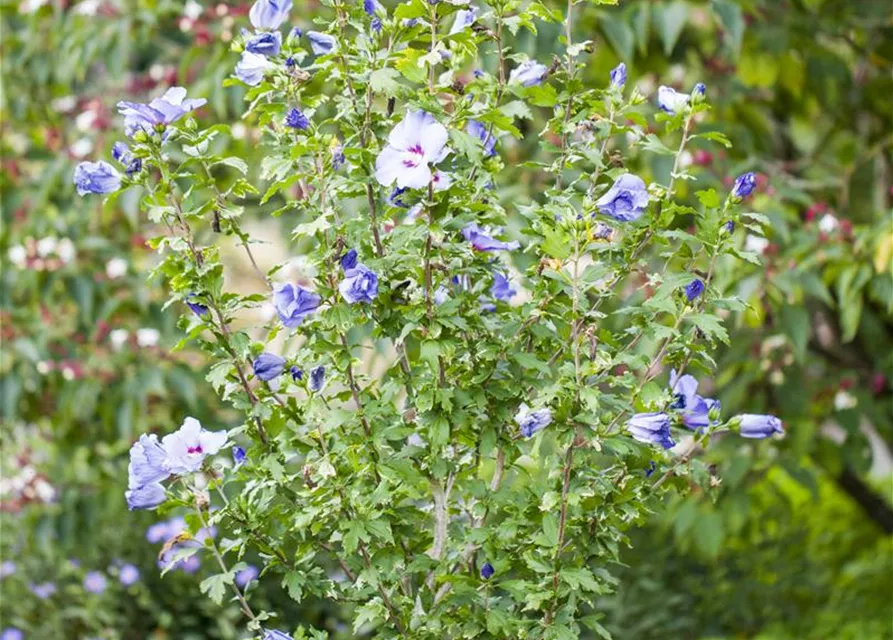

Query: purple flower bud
[[403, 18, 418, 27], [74, 161, 121, 196], [290, 365, 303, 381], [480, 562, 495, 579], [253, 353, 287, 381], [609, 62, 626, 88], [235, 564, 260, 588], [732, 172, 756, 199], [645, 460, 657, 477], [290, 26, 302, 38], [340, 248, 358, 270], [264, 631, 293, 640], [232, 445, 247, 466], [692, 82, 706, 97], [737, 414, 783, 439], [627, 412, 674, 449], [462, 223, 520, 252], [684, 279, 704, 302], [371, 17, 382, 32], [466, 120, 496, 157], [515, 406, 552, 438], [285, 56, 297, 68], [185, 293, 209, 316], [309, 365, 326, 392], [285, 107, 310, 130], [388, 187, 409, 208], [723, 220, 735, 234], [246, 30, 282, 57]]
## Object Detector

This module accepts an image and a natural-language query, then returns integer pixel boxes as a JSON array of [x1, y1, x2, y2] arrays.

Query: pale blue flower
[[119, 564, 140, 586], [246, 30, 282, 56], [669, 369, 719, 431], [375, 110, 450, 189], [117, 87, 206, 137], [1, 628, 24, 640], [83, 571, 107, 594], [738, 414, 783, 439], [74, 161, 121, 196], [515, 406, 552, 438], [307, 31, 337, 54], [235, 564, 260, 588], [235, 51, 273, 86], [162, 417, 228, 475], [264, 631, 293, 640], [127, 434, 170, 490], [595, 174, 649, 221], [627, 412, 675, 449], [232, 445, 247, 467], [273, 282, 321, 328], [449, 6, 477, 34], [112, 141, 141, 174], [509, 60, 548, 87], [249, 0, 292, 30], [126, 482, 166, 511], [0, 561, 15, 578], [30, 582, 56, 599], [462, 223, 519, 252], [340, 263, 378, 304], [657, 85, 689, 114], [490, 272, 516, 301]]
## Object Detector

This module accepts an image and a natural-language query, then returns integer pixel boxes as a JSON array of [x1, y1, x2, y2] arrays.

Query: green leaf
[[370, 68, 403, 96], [696, 188, 720, 209], [215, 157, 248, 175], [656, 1, 689, 56], [513, 352, 551, 375], [200, 572, 233, 605], [685, 313, 730, 344], [713, 0, 744, 57], [599, 14, 634, 62], [282, 570, 304, 602]]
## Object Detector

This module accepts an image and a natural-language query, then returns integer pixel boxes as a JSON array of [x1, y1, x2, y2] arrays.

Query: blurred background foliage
[[1, 0, 890, 638]]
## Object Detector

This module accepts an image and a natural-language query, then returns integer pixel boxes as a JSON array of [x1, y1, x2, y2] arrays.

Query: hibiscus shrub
[[74, 0, 783, 637]]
